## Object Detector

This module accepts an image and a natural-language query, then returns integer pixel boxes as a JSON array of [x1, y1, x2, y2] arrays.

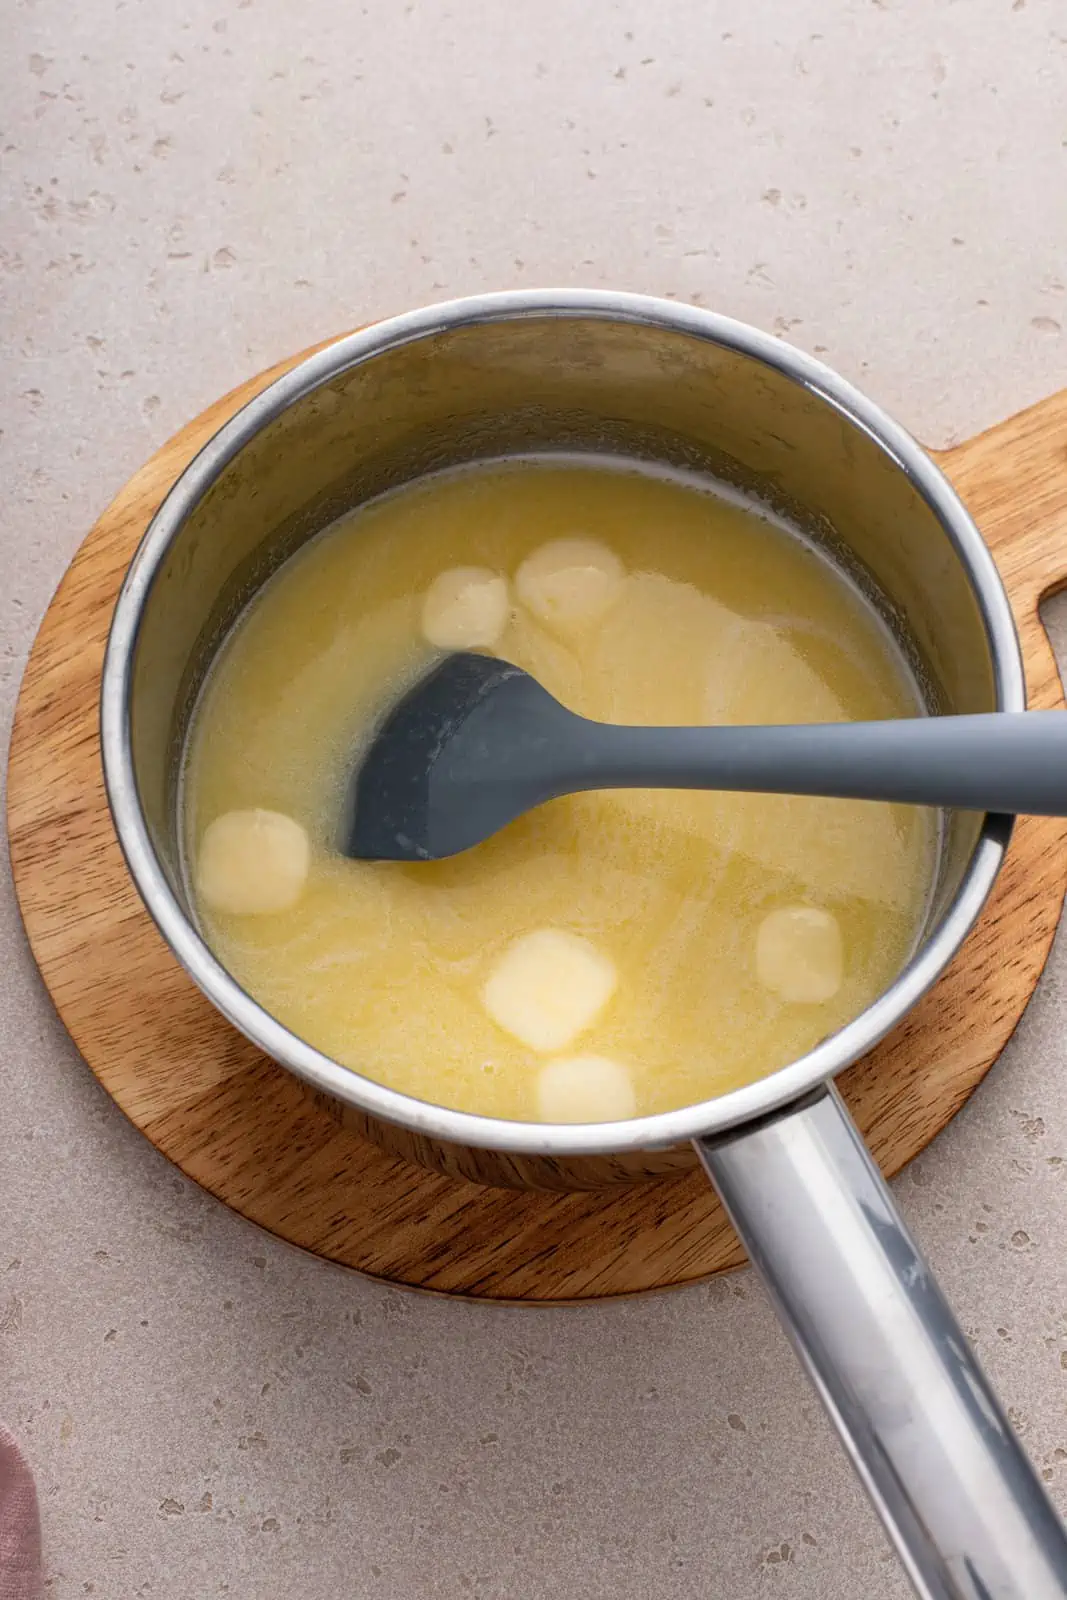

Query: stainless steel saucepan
[[100, 290, 1067, 1598]]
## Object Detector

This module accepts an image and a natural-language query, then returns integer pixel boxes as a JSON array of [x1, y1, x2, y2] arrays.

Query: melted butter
[[184, 457, 935, 1121]]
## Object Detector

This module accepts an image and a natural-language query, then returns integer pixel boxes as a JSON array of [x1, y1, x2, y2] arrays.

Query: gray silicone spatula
[[343, 650, 1067, 862]]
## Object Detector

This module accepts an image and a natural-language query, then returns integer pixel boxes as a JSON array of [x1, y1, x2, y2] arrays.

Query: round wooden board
[[9, 347, 1067, 1303]]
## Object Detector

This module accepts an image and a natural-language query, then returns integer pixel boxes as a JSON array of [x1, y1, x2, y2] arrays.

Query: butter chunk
[[420, 567, 509, 650], [515, 539, 624, 634], [196, 809, 310, 916], [756, 906, 843, 1003], [483, 928, 618, 1051], [537, 1054, 637, 1122]]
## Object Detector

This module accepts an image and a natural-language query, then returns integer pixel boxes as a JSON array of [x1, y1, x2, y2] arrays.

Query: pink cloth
[[0, 1429, 40, 1600]]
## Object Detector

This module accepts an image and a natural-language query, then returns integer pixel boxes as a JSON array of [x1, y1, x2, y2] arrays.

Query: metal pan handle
[[696, 1085, 1067, 1599]]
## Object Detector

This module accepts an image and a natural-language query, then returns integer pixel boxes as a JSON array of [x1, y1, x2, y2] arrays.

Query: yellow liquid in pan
[[183, 458, 935, 1122]]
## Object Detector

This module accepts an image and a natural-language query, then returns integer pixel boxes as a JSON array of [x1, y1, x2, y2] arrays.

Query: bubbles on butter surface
[[756, 906, 843, 1003], [420, 566, 509, 649], [537, 1054, 637, 1122], [482, 928, 617, 1052], [196, 809, 310, 916]]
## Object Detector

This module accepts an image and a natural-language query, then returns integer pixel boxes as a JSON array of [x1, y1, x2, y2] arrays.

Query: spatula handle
[[561, 710, 1067, 815]]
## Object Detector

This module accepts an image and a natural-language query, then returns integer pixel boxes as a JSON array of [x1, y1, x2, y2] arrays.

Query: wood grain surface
[[8, 350, 1067, 1303]]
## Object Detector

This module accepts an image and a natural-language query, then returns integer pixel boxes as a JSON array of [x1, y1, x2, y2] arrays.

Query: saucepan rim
[[99, 288, 1024, 1157]]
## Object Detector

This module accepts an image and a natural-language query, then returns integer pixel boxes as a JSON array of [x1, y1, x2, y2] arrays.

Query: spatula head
[[343, 651, 570, 862]]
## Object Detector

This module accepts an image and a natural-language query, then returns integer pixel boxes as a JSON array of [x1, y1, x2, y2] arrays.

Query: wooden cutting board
[[8, 346, 1067, 1303]]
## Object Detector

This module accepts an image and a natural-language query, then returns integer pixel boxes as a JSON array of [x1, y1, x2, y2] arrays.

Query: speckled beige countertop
[[3, 1, 1067, 1595]]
